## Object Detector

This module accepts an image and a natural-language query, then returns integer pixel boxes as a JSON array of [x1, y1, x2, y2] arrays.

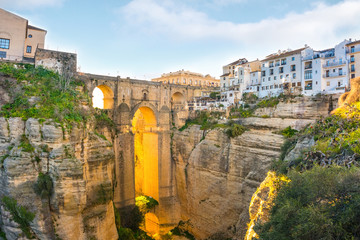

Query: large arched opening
[[171, 92, 185, 105], [92, 85, 114, 109], [145, 213, 159, 236], [132, 106, 159, 201]]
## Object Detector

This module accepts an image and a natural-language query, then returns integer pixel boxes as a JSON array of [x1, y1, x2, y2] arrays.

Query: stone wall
[[35, 48, 77, 75]]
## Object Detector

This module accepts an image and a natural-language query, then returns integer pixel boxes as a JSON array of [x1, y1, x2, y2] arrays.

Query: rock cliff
[[0, 117, 118, 240], [172, 110, 319, 239]]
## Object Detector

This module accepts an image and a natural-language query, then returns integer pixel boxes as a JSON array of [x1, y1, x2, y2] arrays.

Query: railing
[[304, 65, 312, 69], [323, 61, 346, 68], [305, 86, 313, 90], [346, 48, 360, 54], [323, 71, 347, 78]]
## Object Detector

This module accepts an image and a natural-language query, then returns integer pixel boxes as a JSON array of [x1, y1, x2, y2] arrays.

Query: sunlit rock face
[[172, 124, 285, 239], [0, 117, 118, 240]]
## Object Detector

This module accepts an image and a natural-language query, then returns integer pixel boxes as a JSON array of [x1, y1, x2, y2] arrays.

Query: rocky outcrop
[[0, 117, 118, 240], [253, 95, 339, 119], [172, 121, 285, 239]]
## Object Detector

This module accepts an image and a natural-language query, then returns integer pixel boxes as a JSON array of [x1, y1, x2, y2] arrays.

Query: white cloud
[[119, 0, 360, 53], [0, 0, 65, 9]]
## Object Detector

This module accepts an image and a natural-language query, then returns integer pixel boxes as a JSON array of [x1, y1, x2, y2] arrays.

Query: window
[[261, 71, 266, 77], [292, 73, 296, 79], [338, 81, 342, 87], [292, 57, 295, 61], [26, 45, 32, 53], [352, 74, 355, 79], [297, 82, 301, 87], [305, 70, 312, 79], [339, 68, 343, 76], [28, 34, 32, 38], [351, 46, 355, 53], [183, 79, 186, 84], [275, 61, 280, 66], [189, 80, 192, 85], [240, 70, 243, 75], [262, 64, 265, 67], [327, 81, 330, 86], [0, 38, 10, 49], [291, 65, 296, 71], [269, 62, 274, 68], [266, 86, 269, 90], [270, 85, 273, 89], [292, 83, 296, 87], [0, 51, 6, 58], [280, 75, 283, 79], [268, 77, 271, 81], [262, 86, 264, 90], [281, 58, 287, 65], [351, 65, 355, 72], [279, 67, 284, 73], [274, 76, 277, 80], [263, 78, 265, 82], [351, 55, 355, 63], [270, 69, 274, 75]]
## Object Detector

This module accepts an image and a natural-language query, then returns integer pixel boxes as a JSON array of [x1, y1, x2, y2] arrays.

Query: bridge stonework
[[78, 73, 216, 233]]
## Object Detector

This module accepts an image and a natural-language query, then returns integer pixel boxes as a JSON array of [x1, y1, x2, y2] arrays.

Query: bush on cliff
[[254, 166, 360, 240], [33, 172, 53, 199], [1, 196, 35, 239]]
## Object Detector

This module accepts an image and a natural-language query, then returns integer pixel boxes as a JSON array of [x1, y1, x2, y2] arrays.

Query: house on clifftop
[[0, 8, 47, 62]]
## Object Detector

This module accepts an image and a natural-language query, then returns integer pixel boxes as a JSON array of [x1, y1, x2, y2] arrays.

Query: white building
[[259, 47, 307, 98], [302, 40, 350, 96], [220, 58, 248, 105]]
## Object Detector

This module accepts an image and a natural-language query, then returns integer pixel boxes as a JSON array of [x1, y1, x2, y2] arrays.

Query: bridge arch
[[92, 84, 114, 109], [131, 105, 159, 201], [171, 91, 185, 104]]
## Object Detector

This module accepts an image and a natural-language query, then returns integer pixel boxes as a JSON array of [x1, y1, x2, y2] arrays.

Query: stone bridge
[[77, 73, 217, 234]]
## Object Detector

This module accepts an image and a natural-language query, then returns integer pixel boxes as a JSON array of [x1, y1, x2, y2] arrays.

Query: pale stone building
[[0, 8, 46, 61], [346, 40, 360, 81], [152, 70, 220, 87], [259, 47, 306, 98], [302, 40, 350, 96]]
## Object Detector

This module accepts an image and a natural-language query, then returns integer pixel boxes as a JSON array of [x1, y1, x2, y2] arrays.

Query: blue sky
[[1, 0, 360, 79]]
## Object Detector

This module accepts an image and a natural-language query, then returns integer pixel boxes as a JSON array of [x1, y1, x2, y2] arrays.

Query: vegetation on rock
[[0, 63, 91, 129], [1, 196, 35, 239], [252, 99, 360, 239], [33, 172, 53, 199], [254, 166, 360, 240]]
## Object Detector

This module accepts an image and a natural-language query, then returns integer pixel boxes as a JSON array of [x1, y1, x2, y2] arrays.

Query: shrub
[[280, 126, 298, 138], [135, 195, 158, 214], [33, 172, 53, 199], [19, 135, 34, 153], [257, 97, 280, 108], [1, 196, 35, 239], [225, 123, 247, 138]]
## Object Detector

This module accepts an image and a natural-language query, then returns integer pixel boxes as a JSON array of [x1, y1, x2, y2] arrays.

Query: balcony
[[346, 48, 360, 54], [304, 64, 312, 69], [336, 86, 346, 91], [323, 61, 346, 68], [323, 71, 347, 78]]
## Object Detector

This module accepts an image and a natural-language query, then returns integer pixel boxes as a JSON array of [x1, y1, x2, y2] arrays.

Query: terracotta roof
[[225, 58, 248, 66], [220, 73, 230, 77], [346, 40, 360, 46], [28, 25, 47, 33], [262, 47, 306, 61]]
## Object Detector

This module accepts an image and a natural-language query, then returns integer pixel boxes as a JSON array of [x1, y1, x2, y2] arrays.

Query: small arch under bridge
[[77, 73, 218, 234]]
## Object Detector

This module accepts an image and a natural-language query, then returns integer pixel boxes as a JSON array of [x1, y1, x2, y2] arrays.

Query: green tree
[[254, 166, 360, 240]]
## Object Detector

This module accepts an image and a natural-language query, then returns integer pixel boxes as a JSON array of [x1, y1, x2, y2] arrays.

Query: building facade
[[152, 70, 220, 87], [302, 40, 350, 96], [0, 8, 46, 61], [346, 40, 360, 81], [259, 48, 306, 98]]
